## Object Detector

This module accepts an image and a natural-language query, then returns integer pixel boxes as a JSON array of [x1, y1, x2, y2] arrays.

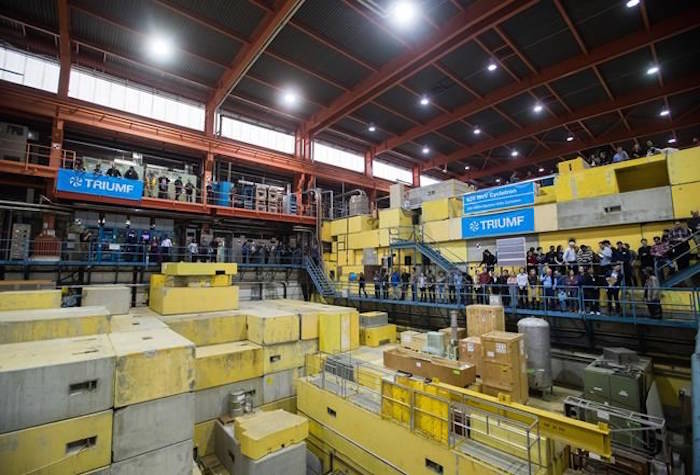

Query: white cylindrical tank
[[517, 317, 552, 391]]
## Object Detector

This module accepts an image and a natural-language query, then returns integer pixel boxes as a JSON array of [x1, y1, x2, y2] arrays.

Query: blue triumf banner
[[463, 181, 535, 215], [56, 169, 144, 201], [461, 208, 535, 239]]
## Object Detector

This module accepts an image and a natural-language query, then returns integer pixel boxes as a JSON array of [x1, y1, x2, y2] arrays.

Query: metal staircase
[[388, 226, 461, 274], [657, 231, 700, 287], [304, 256, 337, 298]]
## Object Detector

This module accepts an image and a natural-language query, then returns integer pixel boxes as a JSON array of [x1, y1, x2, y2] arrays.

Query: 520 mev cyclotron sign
[[56, 169, 144, 201], [462, 181, 535, 215]]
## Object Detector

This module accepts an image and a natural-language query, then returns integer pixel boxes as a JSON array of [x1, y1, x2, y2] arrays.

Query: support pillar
[[295, 130, 312, 161], [364, 150, 374, 178], [49, 117, 64, 170], [202, 152, 214, 205], [294, 173, 306, 216], [204, 108, 216, 137], [412, 165, 420, 188]]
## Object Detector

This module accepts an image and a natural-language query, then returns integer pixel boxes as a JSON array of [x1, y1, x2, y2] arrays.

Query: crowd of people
[[351, 216, 698, 320]]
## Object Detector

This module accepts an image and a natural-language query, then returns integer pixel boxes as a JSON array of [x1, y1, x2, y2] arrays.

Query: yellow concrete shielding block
[[421, 198, 461, 222], [161, 262, 238, 276], [110, 314, 167, 333], [109, 328, 195, 407], [321, 221, 332, 242], [0, 289, 61, 311], [434, 241, 467, 262], [667, 147, 700, 185], [234, 409, 308, 460], [149, 286, 239, 315], [379, 208, 413, 229], [422, 220, 450, 243], [193, 419, 216, 457], [671, 182, 700, 218], [329, 218, 348, 236], [0, 410, 112, 475], [448, 218, 462, 240], [554, 165, 618, 202], [264, 301, 319, 340], [534, 203, 558, 232], [195, 341, 263, 390], [348, 215, 377, 233], [360, 324, 396, 347], [161, 310, 247, 346], [246, 310, 300, 345], [319, 309, 360, 354], [347, 230, 379, 249], [0, 306, 111, 344], [263, 340, 305, 374], [150, 273, 166, 290]]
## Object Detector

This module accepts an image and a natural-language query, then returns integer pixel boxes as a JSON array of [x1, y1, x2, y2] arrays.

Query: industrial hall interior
[[0, 0, 700, 474]]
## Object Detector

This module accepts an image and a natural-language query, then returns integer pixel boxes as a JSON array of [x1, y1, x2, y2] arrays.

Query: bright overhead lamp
[[147, 34, 174, 62], [421, 145, 430, 155], [659, 109, 670, 117], [281, 89, 299, 107], [487, 62, 498, 72], [668, 137, 676, 144], [533, 103, 543, 113], [368, 124, 377, 132], [626, 0, 640, 7], [566, 136, 574, 142], [464, 165, 470, 170], [511, 150, 519, 157], [473, 127, 481, 135], [646, 65, 660, 75], [538, 167, 545, 172], [419, 95, 430, 106], [389, 1, 419, 28], [495, 178, 501, 183]]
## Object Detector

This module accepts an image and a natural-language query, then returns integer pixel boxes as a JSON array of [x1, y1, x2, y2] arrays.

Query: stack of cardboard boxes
[[458, 305, 506, 377], [480, 331, 529, 403]]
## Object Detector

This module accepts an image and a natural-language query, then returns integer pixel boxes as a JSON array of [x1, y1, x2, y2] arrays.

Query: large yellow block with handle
[[149, 286, 239, 315], [671, 182, 700, 218], [161, 310, 247, 345], [330, 218, 348, 236], [0, 306, 111, 344], [347, 230, 379, 249], [109, 328, 195, 407], [667, 147, 700, 185], [360, 324, 396, 347], [263, 340, 304, 374], [348, 215, 377, 233], [246, 308, 299, 345], [0, 289, 61, 311], [195, 341, 263, 390], [234, 409, 308, 460], [265, 300, 319, 340], [379, 208, 413, 229], [421, 197, 461, 222], [0, 410, 112, 475], [161, 262, 237, 276], [319, 309, 360, 354]]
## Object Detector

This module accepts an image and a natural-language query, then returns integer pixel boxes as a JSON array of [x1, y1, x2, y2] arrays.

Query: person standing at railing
[[495, 269, 509, 306], [447, 270, 456, 304], [463, 271, 474, 306], [149, 236, 161, 264], [106, 162, 121, 177], [184, 180, 194, 202], [643, 269, 662, 319], [187, 239, 198, 262], [391, 269, 401, 300], [373, 271, 381, 299], [554, 245, 565, 275], [516, 267, 529, 308], [93, 162, 103, 175], [638, 239, 653, 284], [540, 267, 556, 311], [427, 270, 436, 303], [528, 268, 540, 309], [576, 244, 592, 271], [145, 171, 157, 198], [535, 247, 546, 276], [566, 269, 582, 313], [605, 264, 622, 315], [174, 177, 183, 202], [598, 241, 613, 277], [358, 272, 368, 298], [477, 267, 491, 305], [418, 271, 427, 302], [436, 271, 446, 303], [563, 239, 578, 273], [582, 266, 601, 315], [555, 269, 567, 311], [689, 210, 700, 233], [614, 241, 634, 287], [79, 227, 93, 261], [124, 166, 139, 180], [651, 236, 671, 277], [452, 270, 461, 304], [506, 271, 517, 308], [157, 175, 170, 199], [160, 235, 173, 262], [382, 269, 390, 300], [401, 270, 410, 300], [670, 221, 692, 270], [125, 224, 137, 262]]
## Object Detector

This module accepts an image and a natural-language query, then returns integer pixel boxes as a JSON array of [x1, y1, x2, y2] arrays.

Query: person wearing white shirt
[[187, 239, 198, 262], [160, 235, 173, 262], [516, 267, 529, 308], [562, 239, 578, 272]]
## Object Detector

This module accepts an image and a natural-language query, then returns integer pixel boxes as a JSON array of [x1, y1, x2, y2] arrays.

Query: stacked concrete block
[[110, 313, 168, 333], [82, 285, 131, 316], [0, 305, 111, 344], [0, 289, 61, 311], [108, 327, 196, 471], [149, 263, 239, 315]]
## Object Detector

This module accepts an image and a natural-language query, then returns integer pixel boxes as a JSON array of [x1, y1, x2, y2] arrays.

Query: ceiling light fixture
[[147, 34, 174, 62], [419, 96, 430, 106], [495, 178, 501, 183], [487, 62, 497, 72], [473, 127, 481, 135], [389, 1, 419, 28], [422, 145, 430, 155], [281, 89, 299, 107], [368, 124, 377, 132], [659, 109, 670, 117], [626, 0, 640, 7], [646, 65, 660, 75], [566, 136, 574, 142], [464, 165, 470, 170], [533, 103, 543, 113], [538, 167, 545, 172], [668, 137, 676, 144], [511, 150, 519, 157]]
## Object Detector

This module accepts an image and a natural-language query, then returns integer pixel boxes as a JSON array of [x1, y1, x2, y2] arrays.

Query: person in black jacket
[[480, 249, 497, 273], [637, 239, 653, 283], [582, 266, 601, 315]]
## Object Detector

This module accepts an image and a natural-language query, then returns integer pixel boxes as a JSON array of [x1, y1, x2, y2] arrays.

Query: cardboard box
[[0, 289, 61, 311], [458, 337, 482, 376], [481, 331, 524, 365], [110, 328, 195, 407], [0, 306, 111, 344], [481, 331, 528, 403], [0, 410, 112, 475], [161, 310, 247, 345], [360, 324, 396, 347], [466, 305, 505, 337], [439, 327, 467, 340], [400, 331, 426, 352], [161, 262, 238, 276], [149, 286, 239, 315], [0, 334, 115, 433], [234, 409, 308, 460], [383, 347, 476, 387], [195, 341, 263, 390], [246, 309, 300, 345]]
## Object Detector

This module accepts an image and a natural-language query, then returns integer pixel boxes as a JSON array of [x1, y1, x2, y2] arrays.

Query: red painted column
[[202, 152, 214, 205], [412, 165, 420, 187], [49, 117, 64, 170], [364, 150, 374, 178]]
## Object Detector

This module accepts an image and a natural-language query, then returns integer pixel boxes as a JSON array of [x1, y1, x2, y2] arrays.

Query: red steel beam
[[375, 9, 700, 158], [300, 0, 535, 136], [206, 0, 305, 113], [422, 74, 700, 171], [0, 83, 392, 192], [463, 112, 700, 180], [57, 0, 71, 97]]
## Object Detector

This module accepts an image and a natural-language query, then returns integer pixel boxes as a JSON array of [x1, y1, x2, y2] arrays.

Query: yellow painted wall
[[379, 208, 413, 229], [422, 220, 450, 242], [538, 224, 644, 250], [535, 203, 558, 232], [434, 241, 468, 262], [348, 215, 377, 233], [554, 166, 618, 202], [330, 218, 348, 236], [671, 182, 700, 218], [421, 198, 461, 222], [667, 147, 700, 185]]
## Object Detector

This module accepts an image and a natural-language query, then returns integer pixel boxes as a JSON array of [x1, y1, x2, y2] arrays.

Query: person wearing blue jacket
[[540, 267, 556, 310]]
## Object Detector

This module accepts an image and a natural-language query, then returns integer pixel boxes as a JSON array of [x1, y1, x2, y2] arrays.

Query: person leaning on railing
[[670, 221, 692, 270], [643, 269, 662, 319]]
